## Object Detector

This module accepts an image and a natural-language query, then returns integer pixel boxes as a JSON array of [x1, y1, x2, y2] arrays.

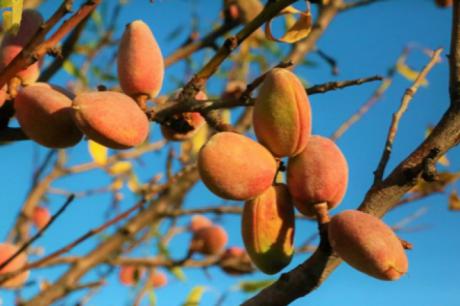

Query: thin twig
[[0, 194, 75, 272], [0, 197, 147, 285], [340, 0, 385, 11], [329, 48, 412, 141], [149, 74, 383, 123], [307, 75, 382, 95], [0, 0, 100, 88], [373, 48, 443, 184]]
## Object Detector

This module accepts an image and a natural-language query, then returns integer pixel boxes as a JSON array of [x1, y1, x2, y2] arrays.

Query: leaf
[[63, 60, 88, 85], [2, 11, 14, 34], [110, 177, 123, 191], [111, 177, 124, 191], [449, 191, 460, 211], [92, 66, 118, 82], [0, 1, 13, 8], [182, 286, 206, 306], [169, 266, 187, 282], [127, 173, 141, 192], [91, 9, 103, 30], [148, 290, 157, 306], [396, 62, 428, 86], [10, 0, 22, 33], [190, 125, 208, 155], [410, 172, 460, 195], [108, 161, 132, 175], [236, 279, 274, 293], [265, 5, 312, 43], [88, 140, 108, 165], [275, 170, 285, 184]]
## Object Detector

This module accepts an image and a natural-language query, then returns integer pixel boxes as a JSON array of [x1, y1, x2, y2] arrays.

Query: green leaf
[[182, 286, 206, 306], [63, 60, 88, 85], [148, 290, 157, 306], [92, 66, 118, 82], [11, 0, 22, 32], [91, 9, 103, 30], [169, 266, 187, 282], [237, 279, 274, 293], [0, 0, 13, 8]]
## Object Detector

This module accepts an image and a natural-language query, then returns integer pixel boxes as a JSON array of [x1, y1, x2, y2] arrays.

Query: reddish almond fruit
[[189, 215, 213, 233], [149, 270, 168, 288], [198, 132, 277, 200], [14, 83, 83, 148], [0, 10, 43, 85], [118, 20, 164, 98], [32, 206, 51, 230], [328, 210, 409, 281], [253, 68, 311, 157], [242, 184, 295, 274], [160, 91, 207, 141], [219, 247, 254, 275], [287, 135, 348, 216], [0, 86, 7, 108], [190, 225, 228, 256], [0, 243, 29, 289], [435, 0, 452, 7], [118, 265, 145, 286], [72, 91, 150, 149]]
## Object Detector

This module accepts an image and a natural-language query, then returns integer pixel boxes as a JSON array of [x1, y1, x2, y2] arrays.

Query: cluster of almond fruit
[[0, 8, 410, 290], [2, 10, 166, 150], [197, 68, 408, 280], [187, 215, 253, 275], [0, 10, 169, 289]]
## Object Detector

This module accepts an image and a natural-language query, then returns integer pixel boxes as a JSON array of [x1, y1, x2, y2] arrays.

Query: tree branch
[[242, 11, 460, 306], [373, 48, 443, 184], [0, 0, 100, 88]]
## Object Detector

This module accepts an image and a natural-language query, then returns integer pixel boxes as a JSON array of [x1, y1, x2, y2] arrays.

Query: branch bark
[[242, 6, 460, 306]]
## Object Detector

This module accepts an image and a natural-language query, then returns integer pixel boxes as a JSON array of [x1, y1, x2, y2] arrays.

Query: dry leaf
[[448, 191, 460, 211], [396, 62, 428, 86], [265, 5, 312, 43], [410, 172, 460, 195]]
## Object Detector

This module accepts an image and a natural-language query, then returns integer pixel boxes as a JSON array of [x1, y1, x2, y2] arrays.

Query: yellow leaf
[[182, 286, 207, 306], [88, 140, 108, 165], [111, 178, 124, 191], [448, 191, 460, 211], [108, 161, 132, 175], [396, 62, 428, 86], [127, 173, 140, 192], [265, 5, 312, 44], [0, 1, 14, 8], [11, 0, 22, 30], [275, 170, 285, 184], [2, 11, 13, 33], [221, 109, 231, 124], [191, 124, 209, 155], [437, 155, 450, 167], [409, 172, 460, 195]]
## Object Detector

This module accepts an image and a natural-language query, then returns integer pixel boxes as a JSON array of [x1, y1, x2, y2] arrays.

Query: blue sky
[[0, 0, 459, 305]]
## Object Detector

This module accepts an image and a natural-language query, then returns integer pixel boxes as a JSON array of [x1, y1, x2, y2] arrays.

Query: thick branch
[[21, 167, 200, 305], [243, 11, 460, 306]]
